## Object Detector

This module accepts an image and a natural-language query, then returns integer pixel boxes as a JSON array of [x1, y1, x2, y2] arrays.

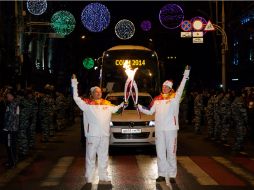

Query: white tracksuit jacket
[[138, 69, 190, 131], [71, 79, 123, 137]]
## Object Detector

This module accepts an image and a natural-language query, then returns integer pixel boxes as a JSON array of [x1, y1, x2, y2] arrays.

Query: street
[[0, 120, 254, 190]]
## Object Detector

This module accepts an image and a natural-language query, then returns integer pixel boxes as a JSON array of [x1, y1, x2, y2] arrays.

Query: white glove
[[138, 104, 142, 110], [71, 78, 78, 87], [119, 102, 124, 107], [183, 69, 190, 79]]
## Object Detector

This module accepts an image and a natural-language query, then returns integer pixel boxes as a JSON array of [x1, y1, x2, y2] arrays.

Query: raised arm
[[176, 66, 190, 101], [71, 74, 87, 111]]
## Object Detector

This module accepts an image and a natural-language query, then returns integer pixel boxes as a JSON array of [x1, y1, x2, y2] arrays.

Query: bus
[[99, 45, 161, 96], [97, 45, 161, 146]]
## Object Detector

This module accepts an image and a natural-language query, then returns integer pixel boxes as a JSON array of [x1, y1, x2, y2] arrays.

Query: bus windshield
[[101, 45, 160, 96]]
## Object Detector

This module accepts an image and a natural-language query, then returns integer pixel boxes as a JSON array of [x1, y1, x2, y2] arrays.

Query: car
[[105, 92, 155, 146]]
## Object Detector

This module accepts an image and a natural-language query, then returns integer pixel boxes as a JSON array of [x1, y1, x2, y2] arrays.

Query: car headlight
[[110, 122, 113, 127], [149, 121, 155, 126]]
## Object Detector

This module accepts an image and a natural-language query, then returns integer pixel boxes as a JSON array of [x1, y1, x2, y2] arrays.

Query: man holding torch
[[138, 66, 190, 184], [71, 74, 124, 184]]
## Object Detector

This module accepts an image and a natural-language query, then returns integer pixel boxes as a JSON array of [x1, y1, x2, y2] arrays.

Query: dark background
[[0, 1, 254, 93]]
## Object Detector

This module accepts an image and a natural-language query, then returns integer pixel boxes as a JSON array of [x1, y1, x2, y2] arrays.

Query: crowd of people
[[180, 87, 254, 152], [1, 80, 254, 173], [0, 85, 76, 169]]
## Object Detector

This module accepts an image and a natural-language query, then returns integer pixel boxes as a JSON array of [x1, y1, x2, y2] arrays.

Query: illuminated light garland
[[159, 4, 184, 29], [81, 3, 110, 32], [115, 19, 135, 40], [27, 0, 47, 15], [141, 20, 152, 31], [83, 58, 94, 69], [51, 11, 76, 37]]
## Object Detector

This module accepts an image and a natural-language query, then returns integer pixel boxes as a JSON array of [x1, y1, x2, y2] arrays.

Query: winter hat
[[163, 80, 173, 88]]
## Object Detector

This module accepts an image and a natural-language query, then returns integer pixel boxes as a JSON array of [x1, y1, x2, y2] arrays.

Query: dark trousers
[[3, 131, 17, 166]]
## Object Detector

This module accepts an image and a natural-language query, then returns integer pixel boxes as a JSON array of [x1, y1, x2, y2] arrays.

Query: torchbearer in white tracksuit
[[71, 74, 124, 184], [138, 66, 190, 184]]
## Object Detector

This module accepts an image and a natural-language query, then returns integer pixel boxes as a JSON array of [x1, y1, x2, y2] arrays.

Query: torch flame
[[123, 60, 138, 80]]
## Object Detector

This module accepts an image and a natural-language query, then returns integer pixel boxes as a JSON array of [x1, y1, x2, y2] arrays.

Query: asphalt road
[[0, 120, 254, 190]]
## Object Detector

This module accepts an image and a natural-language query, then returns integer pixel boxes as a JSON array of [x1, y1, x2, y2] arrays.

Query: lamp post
[[214, 0, 228, 92], [213, 23, 228, 92]]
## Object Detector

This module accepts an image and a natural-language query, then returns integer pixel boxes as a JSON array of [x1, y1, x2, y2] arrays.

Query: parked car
[[105, 92, 155, 146]]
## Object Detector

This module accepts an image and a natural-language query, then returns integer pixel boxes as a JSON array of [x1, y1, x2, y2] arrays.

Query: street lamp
[[213, 24, 228, 50]]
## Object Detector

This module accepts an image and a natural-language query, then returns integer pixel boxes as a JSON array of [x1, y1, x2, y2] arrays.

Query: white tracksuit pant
[[85, 136, 109, 182], [156, 130, 178, 178]]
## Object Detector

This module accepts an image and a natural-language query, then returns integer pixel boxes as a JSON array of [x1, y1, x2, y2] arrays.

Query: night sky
[[25, 1, 253, 90]]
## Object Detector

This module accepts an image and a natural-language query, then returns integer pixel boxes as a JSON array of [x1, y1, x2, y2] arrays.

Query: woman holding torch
[[138, 66, 190, 184]]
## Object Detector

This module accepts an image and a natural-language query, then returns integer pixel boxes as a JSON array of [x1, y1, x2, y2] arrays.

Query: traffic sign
[[193, 38, 203, 43], [181, 20, 192, 31], [192, 19, 204, 31], [204, 20, 215, 31], [181, 32, 192, 38], [192, 32, 203, 37]]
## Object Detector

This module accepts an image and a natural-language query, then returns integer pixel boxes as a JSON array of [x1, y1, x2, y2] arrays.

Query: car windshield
[[106, 95, 152, 110]]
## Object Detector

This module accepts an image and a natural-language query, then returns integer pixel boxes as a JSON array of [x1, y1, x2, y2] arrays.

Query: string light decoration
[[81, 3, 110, 32], [83, 58, 94, 69], [159, 4, 184, 29], [51, 11, 76, 37], [141, 20, 152, 31], [115, 19, 135, 40], [27, 0, 47, 15]]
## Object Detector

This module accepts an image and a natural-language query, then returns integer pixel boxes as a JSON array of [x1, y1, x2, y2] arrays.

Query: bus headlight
[[110, 122, 113, 127]]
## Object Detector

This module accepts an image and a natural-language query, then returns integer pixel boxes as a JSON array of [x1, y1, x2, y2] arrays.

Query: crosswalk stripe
[[0, 156, 35, 186], [190, 156, 245, 186], [177, 156, 218, 185], [213, 156, 254, 186], [232, 157, 254, 174], [136, 155, 157, 185], [40, 156, 74, 187], [136, 155, 171, 190], [108, 156, 113, 180], [111, 155, 144, 185]]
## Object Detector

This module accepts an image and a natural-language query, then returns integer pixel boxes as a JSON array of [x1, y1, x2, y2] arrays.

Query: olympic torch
[[122, 60, 140, 118]]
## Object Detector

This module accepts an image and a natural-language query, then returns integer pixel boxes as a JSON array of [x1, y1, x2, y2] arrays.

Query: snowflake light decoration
[[83, 58, 94, 69], [141, 20, 152, 31], [115, 19, 135, 40], [27, 0, 47, 15], [81, 3, 110, 32], [159, 4, 184, 29], [51, 11, 76, 37]]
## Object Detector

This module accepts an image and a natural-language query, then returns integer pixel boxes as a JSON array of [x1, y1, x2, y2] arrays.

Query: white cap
[[90, 86, 100, 93], [163, 80, 173, 88]]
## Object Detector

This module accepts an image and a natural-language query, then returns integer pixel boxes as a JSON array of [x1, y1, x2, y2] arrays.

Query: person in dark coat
[[2, 90, 20, 168]]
